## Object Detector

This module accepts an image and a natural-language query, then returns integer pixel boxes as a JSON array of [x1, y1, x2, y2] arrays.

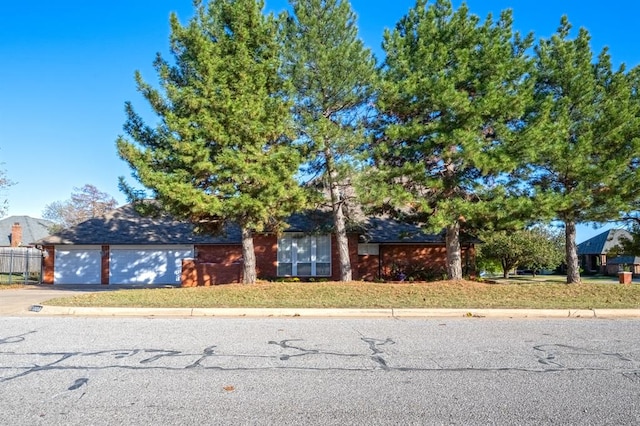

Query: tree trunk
[[565, 220, 581, 284], [332, 203, 352, 282], [446, 222, 463, 280], [325, 147, 352, 282], [241, 227, 257, 284]]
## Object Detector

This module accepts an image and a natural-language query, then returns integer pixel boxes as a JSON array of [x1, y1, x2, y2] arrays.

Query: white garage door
[[109, 245, 194, 285], [54, 246, 102, 285]]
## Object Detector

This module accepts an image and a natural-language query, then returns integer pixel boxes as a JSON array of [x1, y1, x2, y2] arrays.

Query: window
[[358, 243, 379, 255], [277, 234, 331, 277]]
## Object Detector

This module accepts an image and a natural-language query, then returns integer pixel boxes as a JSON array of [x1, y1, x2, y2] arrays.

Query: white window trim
[[277, 233, 331, 277]]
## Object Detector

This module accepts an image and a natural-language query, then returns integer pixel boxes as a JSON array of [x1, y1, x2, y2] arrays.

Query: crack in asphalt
[[2, 333, 640, 385], [68, 377, 89, 391], [0, 331, 36, 345]]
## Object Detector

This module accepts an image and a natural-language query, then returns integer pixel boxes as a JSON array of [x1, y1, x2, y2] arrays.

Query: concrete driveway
[[0, 285, 106, 316]]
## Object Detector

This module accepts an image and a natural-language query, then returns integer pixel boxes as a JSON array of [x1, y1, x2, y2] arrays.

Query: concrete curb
[[33, 305, 640, 319]]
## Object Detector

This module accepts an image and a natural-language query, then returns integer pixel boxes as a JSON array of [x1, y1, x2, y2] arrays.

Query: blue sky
[[1, 0, 638, 243]]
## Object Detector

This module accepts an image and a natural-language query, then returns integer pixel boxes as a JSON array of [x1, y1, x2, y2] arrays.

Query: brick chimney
[[10, 223, 22, 247]]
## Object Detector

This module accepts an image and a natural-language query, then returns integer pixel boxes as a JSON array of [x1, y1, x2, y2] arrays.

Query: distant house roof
[[577, 229, 631, 255], [607, 255, 640, 265], [0, 216, 54, 246], [36, 204, 467, 247]]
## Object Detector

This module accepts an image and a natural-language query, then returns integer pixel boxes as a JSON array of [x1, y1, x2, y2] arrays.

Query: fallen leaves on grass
[[41, 278, 640, 309]]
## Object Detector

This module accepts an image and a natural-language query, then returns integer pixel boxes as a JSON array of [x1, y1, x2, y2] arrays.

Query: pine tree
[[116, 0, 309, 284], [282, 0, 377, 281], [363, 0, 533, 280], [522, 17, 640, 283]]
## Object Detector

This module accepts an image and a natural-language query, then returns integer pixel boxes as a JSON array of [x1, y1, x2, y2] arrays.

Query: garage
[[109, 245, 194, 285], [53, 246, 102, 285]]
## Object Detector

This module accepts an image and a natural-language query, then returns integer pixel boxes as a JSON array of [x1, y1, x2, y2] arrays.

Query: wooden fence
[[0, 247, 43, 284]]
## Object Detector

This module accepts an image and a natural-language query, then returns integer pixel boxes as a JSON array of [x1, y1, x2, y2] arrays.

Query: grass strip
[[41, 280, 640, 310]]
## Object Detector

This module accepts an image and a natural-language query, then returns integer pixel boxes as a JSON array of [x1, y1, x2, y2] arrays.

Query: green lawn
[[0, 273, 39, 285], [35, 276, 640, 309]]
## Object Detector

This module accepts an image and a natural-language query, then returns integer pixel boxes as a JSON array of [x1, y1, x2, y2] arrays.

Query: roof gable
[[577, 229, 631, 255]]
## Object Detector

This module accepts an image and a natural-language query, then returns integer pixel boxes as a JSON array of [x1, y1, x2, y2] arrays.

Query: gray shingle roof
[[360, 217, 480, 244], [607, 255, 640, 265], [362, 217, 444, 244], [577, 229, 631, 255], [36, 204, 242, 245], [0, 216, 54, 246], [36, 204, 464, 246], [284, 210, 335, 233]]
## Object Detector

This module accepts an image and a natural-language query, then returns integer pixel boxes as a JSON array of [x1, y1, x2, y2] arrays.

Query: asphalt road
[[1, 316, 640, 425]]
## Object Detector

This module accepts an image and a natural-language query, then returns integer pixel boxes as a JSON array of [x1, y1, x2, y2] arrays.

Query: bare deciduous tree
[[43, 184, 118, 231]]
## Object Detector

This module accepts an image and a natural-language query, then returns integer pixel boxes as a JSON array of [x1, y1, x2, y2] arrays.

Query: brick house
[[0, 216, 54, 281], [36, 204, 477, 285], [577, 229, 632, 274], [605, 256, 640, 275]]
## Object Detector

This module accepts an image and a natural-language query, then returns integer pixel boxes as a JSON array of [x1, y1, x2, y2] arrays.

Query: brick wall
[[10, 223, 22, 247], [359, 244, 477, 281], [379, 245, 448, 280], [182, 259, 243, 286], [254, 234, 277, 278], [358, 254, 380, 281], [184, 234, 361, 285], [335, 234, 359, 281], [42, 245, 54, 284], [101, 245, 109, 285], [183, 244, 244, 285]]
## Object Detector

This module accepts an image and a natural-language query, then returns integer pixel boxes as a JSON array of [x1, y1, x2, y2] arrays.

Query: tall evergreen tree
[[117, 0, 309, 284], [282, 0, 377, 281], [362, 0, 533, 280], [521, 17, 640, 283]]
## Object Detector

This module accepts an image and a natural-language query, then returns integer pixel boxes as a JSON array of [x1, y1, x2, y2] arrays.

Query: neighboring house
[[577, 229, 632, 274], [36, 204, 478, 286], [0, 215, 54, 247], [605, 255, 640, 275], [0, 216, 54, 281]]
